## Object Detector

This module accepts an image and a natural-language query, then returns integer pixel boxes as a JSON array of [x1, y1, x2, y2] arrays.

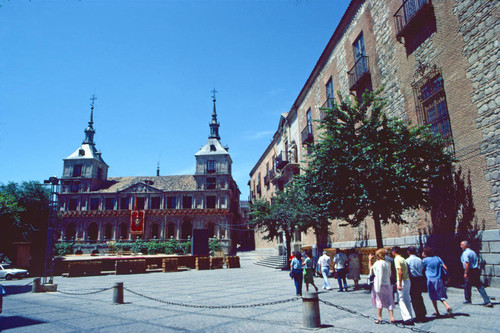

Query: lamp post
[[43, 176, 60, 285]]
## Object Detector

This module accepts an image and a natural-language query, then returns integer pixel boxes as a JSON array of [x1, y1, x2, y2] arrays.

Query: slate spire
[[209, 89, 220, 140], [83, 95, 97, 145]]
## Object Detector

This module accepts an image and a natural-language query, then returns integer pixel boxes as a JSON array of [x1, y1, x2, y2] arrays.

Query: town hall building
[[57, 95, 241, 254]]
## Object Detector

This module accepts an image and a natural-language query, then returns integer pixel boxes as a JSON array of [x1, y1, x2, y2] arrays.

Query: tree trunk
[[373, 211, 384, 249], [285, 230, 292, 268]]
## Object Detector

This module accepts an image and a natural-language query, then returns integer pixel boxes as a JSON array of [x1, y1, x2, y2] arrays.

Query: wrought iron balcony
[[348, 55, 370, 92], [301, 124, 314, 145], [394, 0, 433, 40]]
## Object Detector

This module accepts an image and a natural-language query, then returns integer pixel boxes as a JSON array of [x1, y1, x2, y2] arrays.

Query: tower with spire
[[61, 95, 109, 194]]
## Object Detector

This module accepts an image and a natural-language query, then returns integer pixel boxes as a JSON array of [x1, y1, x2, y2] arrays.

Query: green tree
[[301, 89, 454, 248], [0, 181, 50, 273], [249, 182, 321, 262]]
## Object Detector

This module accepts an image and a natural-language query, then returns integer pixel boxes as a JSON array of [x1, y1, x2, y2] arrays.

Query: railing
[[348, 55, 370, 91], [275, 152, 288, 170], [301, 124, 314, 144], [394, 0, 432, 38]]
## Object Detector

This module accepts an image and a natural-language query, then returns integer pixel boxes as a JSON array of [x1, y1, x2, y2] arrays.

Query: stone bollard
[[32, 277, 41, 293], [302, 291, 321, 328], [113, 282, 124, 304]]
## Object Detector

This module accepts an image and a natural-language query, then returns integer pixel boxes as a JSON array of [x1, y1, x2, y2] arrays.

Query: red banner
[[130, 210, 145, 235]]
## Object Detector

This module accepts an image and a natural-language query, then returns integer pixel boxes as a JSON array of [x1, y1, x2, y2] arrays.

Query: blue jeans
[[321, 267, 331, 289], [464, 269, 490, 304], [292, 269, 303, 295], [337, 268, 347, 291]]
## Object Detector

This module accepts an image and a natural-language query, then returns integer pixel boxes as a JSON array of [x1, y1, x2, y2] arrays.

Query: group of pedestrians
[[290, 248, 361, 296], [291, 241, 494, 326], [368, 241, 493, 325]]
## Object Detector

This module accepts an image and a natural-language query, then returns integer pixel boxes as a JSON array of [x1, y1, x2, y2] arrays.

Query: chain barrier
[[124, 287, 300, 309], [319, 299, 434, 333], [56, 287, 113, 296]]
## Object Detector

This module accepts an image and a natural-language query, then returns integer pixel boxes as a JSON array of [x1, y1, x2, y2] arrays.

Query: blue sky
[[0, 0, 349, 200]]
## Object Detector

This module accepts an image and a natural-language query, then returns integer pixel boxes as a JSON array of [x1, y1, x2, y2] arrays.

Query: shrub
[[55, 241, 74, 256], [209, 239, 222, 253]]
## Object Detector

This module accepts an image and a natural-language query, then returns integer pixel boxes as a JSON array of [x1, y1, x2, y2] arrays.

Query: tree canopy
[[249, 181, 325, 261], [301, 89, 455, 248]]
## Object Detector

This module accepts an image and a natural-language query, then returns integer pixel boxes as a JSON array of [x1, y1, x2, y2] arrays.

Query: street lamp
[[43, 176, 60, 285]]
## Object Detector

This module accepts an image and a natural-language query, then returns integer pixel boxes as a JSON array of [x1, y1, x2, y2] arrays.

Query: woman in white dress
[[369, 248, 395, 324]]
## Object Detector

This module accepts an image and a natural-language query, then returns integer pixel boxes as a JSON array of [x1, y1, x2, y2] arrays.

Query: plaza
[[0, 254, 497, 332]]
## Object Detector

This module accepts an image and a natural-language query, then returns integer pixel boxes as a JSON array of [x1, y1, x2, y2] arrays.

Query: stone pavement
[[0, 256, 497, 332]]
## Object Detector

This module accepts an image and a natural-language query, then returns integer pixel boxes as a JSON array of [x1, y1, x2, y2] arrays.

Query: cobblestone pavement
[[0, 257, 497, 332]]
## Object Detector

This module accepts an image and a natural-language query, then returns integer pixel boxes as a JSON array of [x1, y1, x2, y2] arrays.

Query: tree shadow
[[420, 166, 485, 286]]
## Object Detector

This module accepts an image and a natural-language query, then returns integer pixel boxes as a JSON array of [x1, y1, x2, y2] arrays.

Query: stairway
[[254, 255, 288, 269]]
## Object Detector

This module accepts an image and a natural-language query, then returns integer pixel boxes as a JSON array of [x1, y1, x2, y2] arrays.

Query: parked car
[[0, 264, 29, 280]]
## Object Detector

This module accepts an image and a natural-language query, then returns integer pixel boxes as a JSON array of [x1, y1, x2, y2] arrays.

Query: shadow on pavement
[[2, 285, 32, 296], [0, 315, 46, 330]]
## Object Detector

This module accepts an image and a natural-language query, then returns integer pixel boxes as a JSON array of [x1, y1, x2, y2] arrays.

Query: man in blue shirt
[[460, 241, 493, 307], [406, 246, 427, 322]]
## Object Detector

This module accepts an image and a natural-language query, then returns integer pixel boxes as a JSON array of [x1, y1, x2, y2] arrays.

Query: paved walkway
[[0, 256, 497, 332]]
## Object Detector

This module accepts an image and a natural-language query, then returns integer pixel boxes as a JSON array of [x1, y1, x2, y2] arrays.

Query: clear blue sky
[[0, 0, 349, 200]]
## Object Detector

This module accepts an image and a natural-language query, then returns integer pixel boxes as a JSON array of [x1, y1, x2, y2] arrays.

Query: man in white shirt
[[333, 248, 348, 292], [318, 251, 332, 290]]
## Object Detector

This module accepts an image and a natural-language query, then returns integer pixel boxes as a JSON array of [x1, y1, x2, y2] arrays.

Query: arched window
[[167, 223, 175, 239], [105, 223, 113, 240], [182, 220, 192, 239], [88, 222, 98, 241], [207, 221, 216, 238], [151, 223, 159, 239], [66, 223, 76, 241], [119, 222, 128, 240]]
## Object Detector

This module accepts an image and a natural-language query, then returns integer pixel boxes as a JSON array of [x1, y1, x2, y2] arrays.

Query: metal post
[[113, 282, 124, 304], [32, 277, 41, 293], [302, 291, 321, 328]]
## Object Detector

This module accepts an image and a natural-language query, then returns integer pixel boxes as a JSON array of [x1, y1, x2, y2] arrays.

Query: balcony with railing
[[348, 55, 371, 92], [301, 124, 314, 145], [394, 0, 433, 41], [275, 152, 289, 170]]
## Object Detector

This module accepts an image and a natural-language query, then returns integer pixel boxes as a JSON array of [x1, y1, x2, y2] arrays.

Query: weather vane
[[90, 94, 98, 109], [211, 88, 218, 101]]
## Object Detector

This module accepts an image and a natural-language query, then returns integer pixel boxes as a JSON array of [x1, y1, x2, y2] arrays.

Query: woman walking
[[290, 251, 303, 296], [422, 247, 452, 317], [303, 251, 318, 292], [369, 249, 395, 324]]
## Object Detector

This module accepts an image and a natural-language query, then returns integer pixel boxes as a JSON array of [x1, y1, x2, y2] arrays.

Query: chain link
[[124, 287, 300, 309], [319, 299, 434, 333], [57, 287, 113, 296]]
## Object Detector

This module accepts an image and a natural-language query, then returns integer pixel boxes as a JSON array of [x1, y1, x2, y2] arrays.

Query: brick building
[[249, 0, 499, 285], [58, 96, 241, 254]]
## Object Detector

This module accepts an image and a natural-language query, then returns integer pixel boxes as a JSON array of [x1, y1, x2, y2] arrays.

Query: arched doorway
[[88, 222, 98, 242], [65, 223, 76, 241], [182, 219, 192, 239]]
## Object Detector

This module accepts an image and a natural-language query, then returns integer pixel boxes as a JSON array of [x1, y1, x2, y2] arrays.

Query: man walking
[[406, 246, 427, 322], [333, 248, 348, 292], [393, 246, 414, 325], [460, 241, 493, 307], [318, 251, 332, 290]]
